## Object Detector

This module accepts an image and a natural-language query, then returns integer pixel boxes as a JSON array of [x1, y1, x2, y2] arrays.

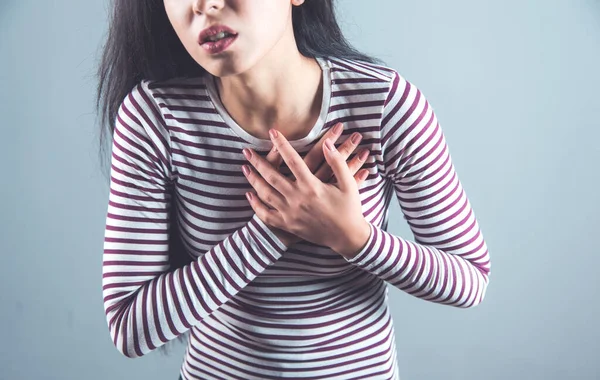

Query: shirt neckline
[[205, 56, 332, 150]]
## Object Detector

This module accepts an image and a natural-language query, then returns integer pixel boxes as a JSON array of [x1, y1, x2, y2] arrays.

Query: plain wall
[[1, 0, 598, 379]]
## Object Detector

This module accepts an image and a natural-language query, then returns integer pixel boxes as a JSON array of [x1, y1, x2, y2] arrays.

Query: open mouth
[[200, 33, 238, 54], [202, 31, 237, 44]]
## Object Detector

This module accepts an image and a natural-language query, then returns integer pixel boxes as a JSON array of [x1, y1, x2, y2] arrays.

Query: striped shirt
[[102, 56, 491, 380]]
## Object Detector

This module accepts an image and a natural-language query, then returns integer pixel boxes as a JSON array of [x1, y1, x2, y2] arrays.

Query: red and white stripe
[[102, 57, 490, 379]]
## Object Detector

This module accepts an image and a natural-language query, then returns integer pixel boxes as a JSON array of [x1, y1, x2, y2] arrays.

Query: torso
[[145, 56, 401, 380]]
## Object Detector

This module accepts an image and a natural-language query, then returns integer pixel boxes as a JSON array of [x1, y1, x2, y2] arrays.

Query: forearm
[[103, 214, 289, 358], [344, 222, 490, 308]]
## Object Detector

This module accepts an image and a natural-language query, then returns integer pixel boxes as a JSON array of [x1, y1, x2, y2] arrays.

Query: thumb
[[266, 144, 283, 168], [323, 138, 353, 192]]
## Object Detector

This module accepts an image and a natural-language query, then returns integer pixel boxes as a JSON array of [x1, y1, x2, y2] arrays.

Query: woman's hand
[[242, 124, 372, 259], [260, 123, 370, 247]]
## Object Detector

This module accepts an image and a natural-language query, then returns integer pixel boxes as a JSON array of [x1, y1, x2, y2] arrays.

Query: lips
[[198, 24, 238, 45]]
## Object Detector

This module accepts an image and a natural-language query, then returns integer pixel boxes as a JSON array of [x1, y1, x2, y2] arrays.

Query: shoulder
[[121, 75, 208, 126], [132, 76, 209, 124], [326, 59, 435, 156], [143, 75, 207, 95], [325, 57, 412, 107], [136, 76, 208, 109], [326, 56, 397, 83], [117, 80, 171, 134], [115, 79, 194, 168]]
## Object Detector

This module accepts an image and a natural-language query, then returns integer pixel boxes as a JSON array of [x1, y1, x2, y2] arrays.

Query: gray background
[[1, 0, 598, 379]]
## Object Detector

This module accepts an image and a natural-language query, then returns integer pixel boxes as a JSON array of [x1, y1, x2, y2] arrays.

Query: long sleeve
[[101, 82, 289, 358], [344, 72, 491, 308]]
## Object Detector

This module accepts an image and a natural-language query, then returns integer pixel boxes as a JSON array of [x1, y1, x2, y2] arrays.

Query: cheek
[[248, 11, 287, 45]]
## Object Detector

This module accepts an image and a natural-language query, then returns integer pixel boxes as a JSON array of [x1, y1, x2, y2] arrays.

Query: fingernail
[[334, 122, 343, 134], [243, 148, 252, 160], [245, 192, 253, 201], [351, 133, 362, 144], [269, 129, 278, 139], [359, 149, 369, 161], [325, 139, 336, 151], [242, 165, 251, 176]]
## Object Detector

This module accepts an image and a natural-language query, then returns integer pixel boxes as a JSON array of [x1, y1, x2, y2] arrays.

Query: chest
[[167, 125, 390, 276]]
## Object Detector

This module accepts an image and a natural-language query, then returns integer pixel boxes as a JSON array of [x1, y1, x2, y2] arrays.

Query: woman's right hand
[[261, 122, 370, 247]]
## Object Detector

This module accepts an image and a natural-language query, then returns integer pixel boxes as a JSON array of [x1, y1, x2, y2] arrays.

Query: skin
[[163, 0, 321, 139], [260, 123, 371, 251], [243, 130, 372, 259], [163, 0, 372, 258]]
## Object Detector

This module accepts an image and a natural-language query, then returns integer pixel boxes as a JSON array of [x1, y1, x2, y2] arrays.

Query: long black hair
[[96, 0, 386, 167], [95, 0, 385, 356]]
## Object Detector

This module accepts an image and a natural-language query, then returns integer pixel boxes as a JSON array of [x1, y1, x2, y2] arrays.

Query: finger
[[327, 148, 370, 184], [322, 138, 354, 192], [303, 122, 344, 173], [243, 146, 294, 195], [265, 144, 283, 169], [245, 191, 285, 229], [342, 148, 370, 177], [332, 166, 369, 186], [242, 162, 288, 211], [269, 129, 315, 185], [315, 132, 362, 182], [354, 169, 369, 185]]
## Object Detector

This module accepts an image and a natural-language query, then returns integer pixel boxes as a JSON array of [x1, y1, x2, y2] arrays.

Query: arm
[[102, 82, 289, 358], [343, 72, 491, 308]]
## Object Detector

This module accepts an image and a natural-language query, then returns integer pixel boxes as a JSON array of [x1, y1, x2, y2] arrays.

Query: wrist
[[333, 219, 371, 260], [272, 227, 294, 247]]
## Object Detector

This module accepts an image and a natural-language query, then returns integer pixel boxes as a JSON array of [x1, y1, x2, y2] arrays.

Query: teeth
[[207, 31, 231, 42]]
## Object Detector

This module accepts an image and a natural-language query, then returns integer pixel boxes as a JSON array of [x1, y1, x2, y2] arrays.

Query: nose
[[193, 0, 225, 15]]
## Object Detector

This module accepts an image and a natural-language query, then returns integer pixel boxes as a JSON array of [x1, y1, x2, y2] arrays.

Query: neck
[[213, 32, 323, 141]]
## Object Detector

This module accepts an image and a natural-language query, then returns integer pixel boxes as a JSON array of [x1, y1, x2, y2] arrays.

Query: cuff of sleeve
[[249, 214, 290, 255], [344, 222, 378, 266]]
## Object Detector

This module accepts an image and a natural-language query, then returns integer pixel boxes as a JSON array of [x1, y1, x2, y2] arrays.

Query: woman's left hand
[[242, 129, 371, 259]]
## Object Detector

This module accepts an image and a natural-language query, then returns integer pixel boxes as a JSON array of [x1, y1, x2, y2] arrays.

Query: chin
[[196, 48, 268, 78], [195, 56, 245, 78]]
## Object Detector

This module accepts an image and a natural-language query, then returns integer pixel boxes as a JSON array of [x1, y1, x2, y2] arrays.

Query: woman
[[96, 1, 491, 379]]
